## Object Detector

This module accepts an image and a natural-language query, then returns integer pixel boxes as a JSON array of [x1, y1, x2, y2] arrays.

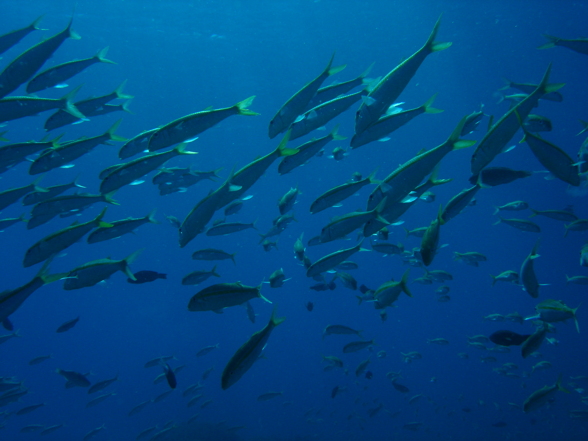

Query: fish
[[128, 400, 150, 416], [342, 339, 374, 353], [28, 354, 52, 365], [538, 34, 588, 55], [351, 93, 443, 148], [22, 176, 86, 206], [127, 270, 167, 284], [192, 248, 236, 264], [39, 424, 64, 436], [269, 54, 345, 138], [355, 15, 451, 134], [470, 63, 564, 176], [196, 344, 219, 357], [27, 47, 116, 94], [268, 268, 290, 288], [0, 177, 47, 212], [521, 324, 548, 359], [490, 270, 519, 286], [0, 15, 44, 56], [100, 144, 197, 194], [162, 363, 177, 389], [257, 391, 283, 401], [524, 114, 552, 132], [30, 119, 125, 175], [221, 307, 285, 389], [56, 316, 79, 333], [520, 240, 541, 298], [489, 330, 531, 346], [420, 206, 444, 266], [182, 266, 220, 286], [87, 210, 158, 244], [310, 170, 377, 214], [319, 198, 389, 243], [278, 186, 300, 215], [428, 338, 449, 345], [392, 380, 410, 393], [440, 185, 480, 223], [523, 374, 569, 412], [187, 282, 270, 312], [118, 129, 157, 159], [493, 201, 529, 215], [86, 392, 116, 408], [494, 218, 541, 233], [63, 250, 142, 290], [306, 242, 367, 278], [322, 324, 363, 339], [472, 167, 532, 187], [370, 242, 404, 256], [367, 116, 474, 211], [373, 270, 412, 309], [520, 125, 581, 186], [149, 96, 258, 151], [278, 125, 345, 174], [56, 368, 91, 388], [461, 104, 486, 135], [529, 209, 577, 222], [24, 208, 112, 268], [0, 17, 80, 99], [527, 299, 580, 333], [206, 220, 257, 236], [83, 424, 106, 441], [88, 374, 119, 394]]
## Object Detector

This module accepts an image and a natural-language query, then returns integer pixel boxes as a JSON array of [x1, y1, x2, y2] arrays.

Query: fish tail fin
[[269, 306, 286, 327], [498, 78, 512, 91], [30, 15, 45, 30], [122, 249, 143, 280], [423, 93, 443, 114], [0, 131, 8, 142], [359, 62, 375, 79], [114, 80, 133, 100], [556, 373, 571, 393], [105, 119, 127, 142], [121, 99, 134, 114], [401, 269, 412, 297], [175, 143, 198, 155], [490, 275, 497, 286], [234, 96, 259, 116], [230, 253, 237, 265], [276, 130, 297, 156], [492, 206, 500, 216], [93, 207, 108, 223], [211, 265, 221, 277], [61, 85, 85, 119], [577, 120, 588, 136], [537, 34, 558, 50], [573, 304, 581, 333], [257, 283, 272, 305], [37, 257, 66, 284], [426, 15, 452, 52], [529, 209, 538, 218], [329, 124, 347, 141], [103, 191, 120, 205], [73, 175, 86, 189], [95, 46, 117, 64], [324, 52, 346, 76], [366, 168, 378, 184], [449, 116, 476, 149], [146, 209, 159, 224], [66, 16, 81, 40], [536, 63, 565, 95]]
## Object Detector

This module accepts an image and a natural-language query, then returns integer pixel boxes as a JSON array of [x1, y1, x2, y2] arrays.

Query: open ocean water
[[1, 1, 587, 440]]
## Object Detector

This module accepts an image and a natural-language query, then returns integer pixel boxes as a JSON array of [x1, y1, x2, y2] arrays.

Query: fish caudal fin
[[426, 15, 452, 53], [234, 96, 259, 116]]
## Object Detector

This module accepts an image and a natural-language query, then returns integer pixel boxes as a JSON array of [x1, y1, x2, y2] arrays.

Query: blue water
[[1, 1, 587, 440]]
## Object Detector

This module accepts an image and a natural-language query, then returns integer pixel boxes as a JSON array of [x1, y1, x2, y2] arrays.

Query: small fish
[[127, 270, 167, 284], [494, 217, 541, 233], [343, 339, 374, 353], [523, 374, 569, 412], [196, 344, 219, 357], [257, 391, 283, 401], [56, 316, 79, 333], [305, 301, 314, 311], [162, 363, 177, 389]]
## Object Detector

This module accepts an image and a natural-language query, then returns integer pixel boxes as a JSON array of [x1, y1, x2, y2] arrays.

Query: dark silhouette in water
[[489, 330, 531, 346], [392, 380, 410, 393], [127, 270, 167, 284]]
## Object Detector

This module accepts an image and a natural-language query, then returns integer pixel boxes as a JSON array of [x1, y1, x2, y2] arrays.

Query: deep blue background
[[0, 1, 587, 440]]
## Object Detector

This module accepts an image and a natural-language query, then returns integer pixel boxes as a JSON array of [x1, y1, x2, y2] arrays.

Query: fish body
[[461, 105, 485, 135], [489, 330, 530, 346], [0, 16, 43, 56], [474, 167, 532, 187], [491, 270, 519, 286], [221, 308, 285, 389], [269, 54, 345, 138], [319, 199, 388, 243], [182, 266, 220, 286], [29, 354, 52, 365], [343, 339, 374, 353], [495, 218, 541, 233], [27, 47, 115, 93], [370, 242, 404, 256], [0, 138, 57, 169], [530, 209, 577, 222], [524, 114, 552, 132], [351, 94, 442, 148], [163, 363, 177, 389], [257, 391, 283, 401], [0, 178, 46, 212], [522, 129, 580, 186], [278, 125, 345, 174], [0, 17, 80, 98], [290, 90, 364, 140], [322, 325, 362, 339], [24, 208, 111, 267], [149, 96, 258, 151], [420, 207, 443, 266], [520, 240, 541, 298], [355, 16, 450, 134], [0, 88, 84, 123], [493, 201, 529, 215], [206, 221, 257, 236], [56, 316, 79, 333], [88, 210, 157, 243], [539, 34, 588, 55], [306, 242, 365, 278], [305, 63, 374, 109], [23, 177, 85, 206], [30, 119, 124, 174], [188, 282, 269, 312], [521, 324, 548, 358], [118, 129, 157, 159], [127, 270, 167, 284], [310, 170, 376, 214], [192, 248, 236, 264], [63, 250, 141, 290], [100, 144, 197, 194], [441, 185, 480, 223], [523, 374, 569, 412], [374, 270, 411, 309], [86, 392, 116, 408], [367, 116, 473, 210], [470, 64, 563, 175], [56, 368, 91, 387], [88, 375, 118, 394], [278, 186, 300, 215]]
